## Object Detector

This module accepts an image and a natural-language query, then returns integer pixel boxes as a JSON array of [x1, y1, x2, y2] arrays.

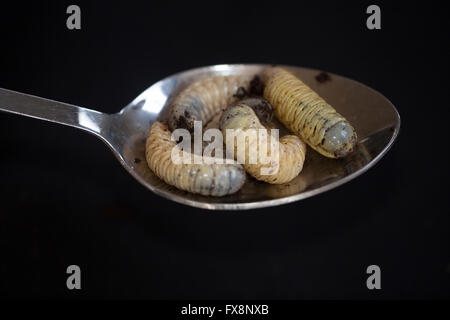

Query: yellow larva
[[146, 121, 246, 196], [220, 99, 306, 184], [168, 75, 253, 132], [263, 67, 357, 158]]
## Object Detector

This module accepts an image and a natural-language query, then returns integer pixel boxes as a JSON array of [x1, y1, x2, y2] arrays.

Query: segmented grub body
[[168, 75, 253, 132], [220, 99, 306, 184], [146, 121, 246, 196], [263, 67, 357, 158]]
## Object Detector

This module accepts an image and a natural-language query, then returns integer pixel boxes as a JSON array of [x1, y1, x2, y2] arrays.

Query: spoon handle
[[0, 88, 108, 137]]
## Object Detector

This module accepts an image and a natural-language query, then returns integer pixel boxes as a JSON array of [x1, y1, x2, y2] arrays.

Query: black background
[[0, 0, 448, 299]]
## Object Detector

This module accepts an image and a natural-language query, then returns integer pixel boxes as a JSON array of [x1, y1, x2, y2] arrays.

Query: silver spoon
[[0, 64, 400, 210]]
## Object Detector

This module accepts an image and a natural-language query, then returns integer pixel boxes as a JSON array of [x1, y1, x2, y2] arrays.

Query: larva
[[220, 99, 306, 184], [168, 75, 255, 132], [146, 121, 246, 196], [263, 67, 357, 158]]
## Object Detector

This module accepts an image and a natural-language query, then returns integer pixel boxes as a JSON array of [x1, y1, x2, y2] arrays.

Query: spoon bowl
[[0, 64, 400, 210]]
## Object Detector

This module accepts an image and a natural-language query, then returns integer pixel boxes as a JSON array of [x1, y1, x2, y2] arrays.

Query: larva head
[[322, 121, 357, 158], [190, 162, 246, 197], [217, 164, 246, 196]]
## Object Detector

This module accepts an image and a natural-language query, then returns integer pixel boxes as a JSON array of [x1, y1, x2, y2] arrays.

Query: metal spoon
[[0, 64, 400, 210]]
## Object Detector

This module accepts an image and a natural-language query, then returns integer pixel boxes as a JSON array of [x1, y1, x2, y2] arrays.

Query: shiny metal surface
[[0, 64, 400, 210]]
